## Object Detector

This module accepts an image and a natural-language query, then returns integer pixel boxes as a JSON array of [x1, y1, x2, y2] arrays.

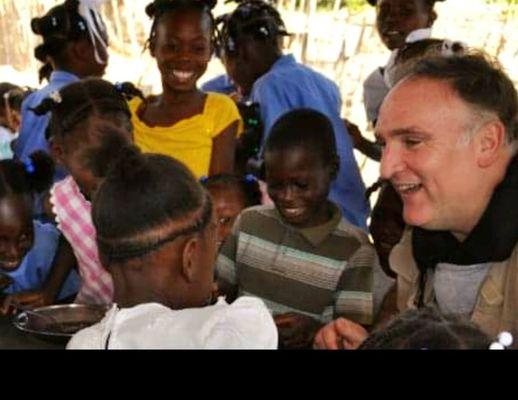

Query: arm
[[215, 214, 241, 303], [343, 119, 381, 162], [1, 236, 77, 312], [209, 120, 238, 176]]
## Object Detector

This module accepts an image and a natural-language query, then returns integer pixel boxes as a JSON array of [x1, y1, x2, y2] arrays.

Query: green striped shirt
[[217, 204, 381, 325]]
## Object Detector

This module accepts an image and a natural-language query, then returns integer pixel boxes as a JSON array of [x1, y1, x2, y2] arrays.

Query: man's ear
[[181, 236, 199, 283], [475, 120, 506, 168]]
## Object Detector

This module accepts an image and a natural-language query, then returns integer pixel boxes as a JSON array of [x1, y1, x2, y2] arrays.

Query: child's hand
[[313, 318, 368, 350], [343, 119, 363, 148], [0, 290, 53, 315], [274, 312, 323, 349]]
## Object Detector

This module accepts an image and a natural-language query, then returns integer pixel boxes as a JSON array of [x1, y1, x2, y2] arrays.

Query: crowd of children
[[0, 0, 515, 350]]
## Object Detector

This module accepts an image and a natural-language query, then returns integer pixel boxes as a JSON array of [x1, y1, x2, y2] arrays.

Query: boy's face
[[151, 10, 212, 93], [0, 196, 34, 272], [265, 146, 335, 228], [376, 0, 434, 50]]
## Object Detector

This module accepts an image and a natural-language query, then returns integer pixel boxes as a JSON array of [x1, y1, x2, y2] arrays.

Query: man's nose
[[380, 144, 404, 180]]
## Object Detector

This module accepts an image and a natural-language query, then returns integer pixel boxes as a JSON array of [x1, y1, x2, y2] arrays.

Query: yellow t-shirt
[[129, 93, 242, 179]]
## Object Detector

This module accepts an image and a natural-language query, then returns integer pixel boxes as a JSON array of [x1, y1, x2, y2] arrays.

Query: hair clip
[[441, 40, 467, 57], [51, 16, 58, 27], [258, 26, 269, 37], [78, 21, 87, 31], [3, 92, 9, 100], [199, 176, 208, 183], [49, 90, 62, 104], [114, 82, 124, 92], [489, 331, 513, 350], [23, 159, 36, 175], [244, 174, 257, 183]]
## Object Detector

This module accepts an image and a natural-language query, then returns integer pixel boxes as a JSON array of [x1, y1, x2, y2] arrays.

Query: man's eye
[[295, 182, 309, 190], [404, 138, 422, 148], [218, 217, 232, 226]]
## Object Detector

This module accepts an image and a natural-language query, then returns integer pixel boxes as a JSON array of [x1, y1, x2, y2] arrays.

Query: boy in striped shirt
[[217, 109, 392, 348]]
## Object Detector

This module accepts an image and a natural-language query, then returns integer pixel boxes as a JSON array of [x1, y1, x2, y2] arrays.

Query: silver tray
[[13, 303, 109, 343]]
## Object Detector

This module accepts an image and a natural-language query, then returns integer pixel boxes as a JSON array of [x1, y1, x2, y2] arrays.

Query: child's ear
[[427, 10, 437, 27], [49, 137, 65, 166], [181, 236, 200, 283], [329, 154, 340, 180], [475, 120, 506, 168]]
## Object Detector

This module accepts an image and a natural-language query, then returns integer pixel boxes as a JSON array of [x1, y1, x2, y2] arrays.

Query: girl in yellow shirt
[[130, 0, 242, 179]]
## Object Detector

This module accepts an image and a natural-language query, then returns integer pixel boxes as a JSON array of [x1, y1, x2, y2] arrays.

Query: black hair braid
[[359, 307, 491, 349], [115, 82, 145, 101], [202, 173, 262, 207], [32, 79, 133, 141], [217, 0, 289, 54], [0, 151, 55, 200], [145, 0, 219, 51]]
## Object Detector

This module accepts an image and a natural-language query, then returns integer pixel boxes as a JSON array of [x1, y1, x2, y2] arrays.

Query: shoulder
[[335, 217, 371, 245], [206, 92, 237, 109], [202, 297, 278, 349], [32, 220, 60, 251], [239, 205, 279, 226]]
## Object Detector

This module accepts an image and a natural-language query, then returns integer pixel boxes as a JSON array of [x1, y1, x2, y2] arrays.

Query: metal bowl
[[13, 304, 109, 343], [0, 272, 13, 292]]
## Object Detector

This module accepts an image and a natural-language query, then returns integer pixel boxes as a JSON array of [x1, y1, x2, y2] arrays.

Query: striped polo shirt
[[217, 204, 379, 326]]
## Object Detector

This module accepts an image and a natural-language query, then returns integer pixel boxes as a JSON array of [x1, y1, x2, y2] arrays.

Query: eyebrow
[[375, 127, 430, 141]]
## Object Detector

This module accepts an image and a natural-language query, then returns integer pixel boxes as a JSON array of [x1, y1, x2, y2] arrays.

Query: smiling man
[[314, 52, 518, 349]]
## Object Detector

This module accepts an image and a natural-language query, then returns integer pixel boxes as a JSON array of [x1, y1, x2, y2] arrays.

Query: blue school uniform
[[14, 70, 79, 181], [201, 74, 237, 95], [250, 54, 370, 230], [3, 220, 80, 300]]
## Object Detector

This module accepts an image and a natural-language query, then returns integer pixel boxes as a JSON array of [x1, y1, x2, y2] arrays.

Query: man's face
[[376, 0, 433, 50], [376, 78, 484, 235]]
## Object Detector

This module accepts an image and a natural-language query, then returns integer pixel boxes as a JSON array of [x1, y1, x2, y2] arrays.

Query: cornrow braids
[[93, 149, 213, 264], [217, 0, 290, 56], [30, 78, 133, 141], [144, 0, 219, 52], [359, 307, 491, 349], [0, 151, 55, 201]]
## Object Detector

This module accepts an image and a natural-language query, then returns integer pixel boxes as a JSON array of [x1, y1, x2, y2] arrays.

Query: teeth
[[394, 183, 422, 194], [283, 208, 304, 217], [172, 70, 194, 80]]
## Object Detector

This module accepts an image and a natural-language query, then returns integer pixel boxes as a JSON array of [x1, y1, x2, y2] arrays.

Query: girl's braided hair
[[145, 0, 219, 51]]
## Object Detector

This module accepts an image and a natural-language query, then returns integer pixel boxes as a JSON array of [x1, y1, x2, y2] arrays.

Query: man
[[216, 0, 370, 230], [314, 52, 518, 349]]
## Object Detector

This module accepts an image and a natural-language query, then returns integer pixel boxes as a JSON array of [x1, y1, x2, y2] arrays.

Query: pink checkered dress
[[50, 176, 113, 305]]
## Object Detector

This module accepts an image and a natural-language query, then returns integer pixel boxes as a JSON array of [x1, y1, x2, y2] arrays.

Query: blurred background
[[1, 0, 517, 188]]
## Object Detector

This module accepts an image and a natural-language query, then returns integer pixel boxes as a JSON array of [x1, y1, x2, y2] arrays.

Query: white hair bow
[[77, 0, 109, 65]]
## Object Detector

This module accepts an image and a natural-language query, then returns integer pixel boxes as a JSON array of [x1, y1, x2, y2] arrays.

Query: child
[[366, 180, 405, 279], [0, 83, 27, 160], [201, 174, 262, 247], [0, 151, 79, 314], [6, 79, 135, 308], [129, 0, 242, 179], [363, 0, 445, 126], [216, 109, 393, 349], [15, 0, 109, 170], [216, 0, 369, 230], [67, 148, 277, 349]]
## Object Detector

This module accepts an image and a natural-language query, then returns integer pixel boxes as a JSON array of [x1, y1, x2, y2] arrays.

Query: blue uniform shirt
[[251, 54, 370, 230], [15, 70, 79, 181], [4, 220, 80, 300], [201, 74, 237, 95]]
